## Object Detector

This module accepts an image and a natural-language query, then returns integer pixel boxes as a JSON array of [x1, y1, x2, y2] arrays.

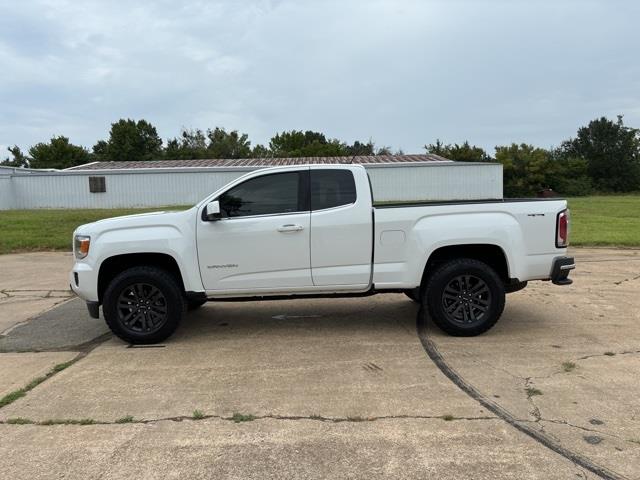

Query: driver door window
[[219, 172, 305, 218]]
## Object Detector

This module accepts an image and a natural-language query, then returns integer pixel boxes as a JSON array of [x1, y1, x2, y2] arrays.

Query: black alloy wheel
[[117, 283, 169, 335], [440, 274, 491, 326], [422, 258, 505, 336], [103, 266, 185, 344]]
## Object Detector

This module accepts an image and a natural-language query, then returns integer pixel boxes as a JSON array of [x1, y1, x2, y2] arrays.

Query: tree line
[[1, 120, 396, 170], [426, 116, 640, 196], [3, 116, 639, 196]]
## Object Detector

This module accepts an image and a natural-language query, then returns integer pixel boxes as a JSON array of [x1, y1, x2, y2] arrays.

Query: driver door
[[196, 170, 312, 293]]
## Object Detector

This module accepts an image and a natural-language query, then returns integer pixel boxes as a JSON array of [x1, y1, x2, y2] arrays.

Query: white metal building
[[0, 155, 502, 210]]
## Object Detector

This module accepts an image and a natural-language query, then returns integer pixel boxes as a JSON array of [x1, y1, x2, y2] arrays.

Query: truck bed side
[[372, 199, 568, 289]]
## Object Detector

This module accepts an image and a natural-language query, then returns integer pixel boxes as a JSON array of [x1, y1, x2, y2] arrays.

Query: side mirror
[[204, 200, 221, 221]]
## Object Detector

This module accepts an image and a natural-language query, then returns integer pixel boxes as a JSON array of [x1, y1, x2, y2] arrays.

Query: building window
[[89, 176, 106, 193]]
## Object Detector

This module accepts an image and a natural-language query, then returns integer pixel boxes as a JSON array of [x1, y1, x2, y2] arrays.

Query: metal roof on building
[[66, 154, 451, 171]]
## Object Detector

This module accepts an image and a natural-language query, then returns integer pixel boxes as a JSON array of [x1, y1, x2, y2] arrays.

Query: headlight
[[74, 235, 91, 259]]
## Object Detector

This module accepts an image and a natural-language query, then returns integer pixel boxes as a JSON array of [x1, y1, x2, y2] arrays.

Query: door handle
[[277, 224, 304, 232]]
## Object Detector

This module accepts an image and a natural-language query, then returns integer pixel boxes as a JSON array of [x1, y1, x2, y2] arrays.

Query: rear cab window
[[310, 170, 357, 211]]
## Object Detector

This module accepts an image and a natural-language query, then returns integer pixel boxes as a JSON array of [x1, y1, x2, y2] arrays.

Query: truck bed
[[372, 198, 568, 289]]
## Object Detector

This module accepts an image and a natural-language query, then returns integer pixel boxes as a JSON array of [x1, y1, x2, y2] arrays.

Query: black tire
[[103, 266, 186, 344], [404, 289, 421, 303], [187, 298, 207, 311], [422, 258, 505, 337]]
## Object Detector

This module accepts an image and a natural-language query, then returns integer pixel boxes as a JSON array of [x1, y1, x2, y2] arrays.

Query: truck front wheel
[[103, 266, 186, 344], [423, 258, 505, 336]]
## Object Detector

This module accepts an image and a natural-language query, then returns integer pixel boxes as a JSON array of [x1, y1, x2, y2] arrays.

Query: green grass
[[0, 206, 189, 254], [115, 415, 134, 424], [52, 360, 75, 373], [38, 418, 95, 426], [0, 195, 638, 254], [231, 413, 255, 423], [6, 417, 35, 425], [192, 410, 206, 420], [0, 359, 79, 409], [567, 195, 640, 246], [525, 387, 543, 398], [561, 361, 576, 372], [0, 389, 27, 408]]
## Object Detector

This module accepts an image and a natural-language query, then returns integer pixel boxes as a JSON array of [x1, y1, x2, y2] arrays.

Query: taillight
[[556, 209, 570, 248]]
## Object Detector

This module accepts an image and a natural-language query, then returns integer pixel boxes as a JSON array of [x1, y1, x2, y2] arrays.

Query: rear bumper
[[550, 256, 575, 285]]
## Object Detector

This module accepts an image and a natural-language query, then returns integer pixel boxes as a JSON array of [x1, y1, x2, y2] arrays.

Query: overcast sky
[[1, 0, 639, 157]]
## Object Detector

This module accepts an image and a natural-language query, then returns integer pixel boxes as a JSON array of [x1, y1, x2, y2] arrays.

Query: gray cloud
[[1, 0, 639, 156]]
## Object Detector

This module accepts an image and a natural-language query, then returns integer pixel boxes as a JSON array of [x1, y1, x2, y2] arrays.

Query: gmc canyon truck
[[70, 164, 574, 344]]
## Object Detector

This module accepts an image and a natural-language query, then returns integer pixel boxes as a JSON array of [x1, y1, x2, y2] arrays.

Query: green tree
[[29, 136, 91, 169], [345, 140, 375, 156], [165, 128, 251, 159], [251, 144, 271, 158], [165, 129, 209, 159], [561, 116, 640, 192], [94, 119, 163, 162], [546, 149, 593, 196], [375, 146, 393, 156], [268, 130, 347, 157], [494, 143, 551, 197], [425, 140, 490, 162], [206, 127, 251, 158], [92, 140, 108, 157], [1, 146, 29, 167]]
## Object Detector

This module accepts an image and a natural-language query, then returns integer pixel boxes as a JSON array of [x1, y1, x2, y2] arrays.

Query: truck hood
[[74, 209, 194, 237]]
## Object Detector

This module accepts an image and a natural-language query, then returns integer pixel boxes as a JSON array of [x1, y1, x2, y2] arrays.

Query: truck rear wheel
[[103, 266, 186, 344], [422, 258, 505, 336]]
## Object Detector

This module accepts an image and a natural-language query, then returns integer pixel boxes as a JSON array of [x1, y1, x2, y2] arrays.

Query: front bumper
[[86, 301, 100, 319], [70, 260, 101, 318], [69, 281, 100, 319], [550, 256, 575, 285], [69, 261, 99, 302]]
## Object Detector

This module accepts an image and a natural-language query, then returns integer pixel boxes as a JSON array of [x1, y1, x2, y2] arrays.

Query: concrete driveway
[[0, 252, 74, 334], [0, 249, 638, 479]]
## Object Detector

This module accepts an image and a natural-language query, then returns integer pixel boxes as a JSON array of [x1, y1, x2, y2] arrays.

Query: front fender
[[91, 224, 203, 294]]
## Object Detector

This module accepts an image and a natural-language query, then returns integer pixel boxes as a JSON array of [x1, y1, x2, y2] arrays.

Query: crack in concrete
[[0, 332, 112, 409], [575, 257, 640, 264], [577, 350, 640, 361], [417, 316, 629, 480], [524, 378, 542, 423], [0, 289, 72, 299], [0, 413, 498, 427], [532, 418, 624, 441], [613, 275, 640, 286], [487, 363, 568, 385]]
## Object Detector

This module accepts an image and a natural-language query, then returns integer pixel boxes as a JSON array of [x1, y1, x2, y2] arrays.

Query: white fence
[[0, 163, 502, 210]]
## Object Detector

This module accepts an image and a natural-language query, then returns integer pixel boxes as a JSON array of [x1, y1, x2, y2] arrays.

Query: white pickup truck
[[70, 164, 574, 344]]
